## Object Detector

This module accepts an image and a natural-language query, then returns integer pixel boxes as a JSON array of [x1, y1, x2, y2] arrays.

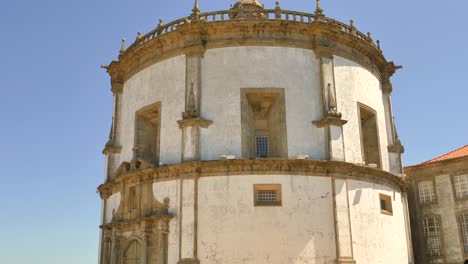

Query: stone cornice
[[97, 159, 406, 197], [100, 214, 173, 230], [106, 17, 397, 90]]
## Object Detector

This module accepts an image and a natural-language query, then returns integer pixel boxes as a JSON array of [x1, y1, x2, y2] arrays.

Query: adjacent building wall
[[406, 158, 468, 264]]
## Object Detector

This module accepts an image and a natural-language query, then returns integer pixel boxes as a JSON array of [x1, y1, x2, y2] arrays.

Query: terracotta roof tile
[[418, 145, 468, 165]]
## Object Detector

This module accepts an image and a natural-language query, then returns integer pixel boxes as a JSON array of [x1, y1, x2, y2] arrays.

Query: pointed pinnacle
[[193, 0, 200, 14], [119, 38, 126, 54], [315, 0, 324, 16]]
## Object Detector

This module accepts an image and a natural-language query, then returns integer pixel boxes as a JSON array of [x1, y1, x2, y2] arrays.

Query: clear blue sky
[[0, 1, 466, 263]]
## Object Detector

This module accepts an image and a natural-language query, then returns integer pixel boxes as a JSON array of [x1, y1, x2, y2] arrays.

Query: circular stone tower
[[98, 1, 412, 264]]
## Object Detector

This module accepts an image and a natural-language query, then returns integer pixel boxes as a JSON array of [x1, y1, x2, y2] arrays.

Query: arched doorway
[[124, 240, 142, 264]]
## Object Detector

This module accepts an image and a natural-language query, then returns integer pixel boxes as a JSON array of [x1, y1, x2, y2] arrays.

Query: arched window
[[124, 240, 142, 264]]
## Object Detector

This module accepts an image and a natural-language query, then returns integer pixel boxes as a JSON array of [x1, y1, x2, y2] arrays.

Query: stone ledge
[[177, 258, 200, 264], [313, 116, 348, 128], [97, 159, 406, 198], [177, 117, 213, 128]]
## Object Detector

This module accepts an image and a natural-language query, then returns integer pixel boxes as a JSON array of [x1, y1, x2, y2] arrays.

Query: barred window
[[460, 214, 468, 254], [423, 217, 443, 257], [255, 136, 269, 158], [258, 190, 277, 203], [454, 175, 468, 199], [418, 180, 435, 204], [254, 184, 281, 206]]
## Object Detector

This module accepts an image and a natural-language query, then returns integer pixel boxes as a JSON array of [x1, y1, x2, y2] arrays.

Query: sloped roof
[[418, 145, 468, 165]]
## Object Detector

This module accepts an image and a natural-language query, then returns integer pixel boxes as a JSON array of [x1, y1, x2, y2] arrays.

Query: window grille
[[418, 180, 435, 204], [460, 214, 468, 254], [423, 217, 443, 257], [255, 136, 269, 158], [258, 190, 277, 203], [254, 184, 281, 206], [454, 175, 468, 199]]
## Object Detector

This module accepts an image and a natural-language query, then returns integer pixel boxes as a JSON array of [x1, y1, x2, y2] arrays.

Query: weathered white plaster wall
[[105, 192, 121, 224], [201, 47, 326, 161], [197, 175, 336, 264], [153, 180, 180, 264], [334, 56, 390, 171], [120, 56, 186, 165], [348, 180, 409, 263]]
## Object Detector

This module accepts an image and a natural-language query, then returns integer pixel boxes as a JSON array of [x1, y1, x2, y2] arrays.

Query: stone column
[[332, 178, 356, 264], [313, 53, 347, 161]]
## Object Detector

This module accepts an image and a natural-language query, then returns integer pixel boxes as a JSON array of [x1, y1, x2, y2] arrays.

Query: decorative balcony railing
[[125, 8, 381, 54]]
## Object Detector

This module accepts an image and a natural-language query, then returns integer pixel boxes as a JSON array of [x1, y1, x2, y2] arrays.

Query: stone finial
[[192, 0, 201, 20], [119, 38, 126, 55], [158, 19, 164, 28], [377, 40, 381, 51], [350, 19, 355, 29], [136, 32, 142, 40], [274, 1, 281, 19], [367, 32, 373, 41], [314, 0, 324, 18]]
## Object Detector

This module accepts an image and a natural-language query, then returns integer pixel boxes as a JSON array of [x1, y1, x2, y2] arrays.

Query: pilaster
[[178, 50, 212, 162], [158, 220, 169, 264], [178, 178, 200, 264], [313, 53, 347, 161], [332, 178, 356, 264]]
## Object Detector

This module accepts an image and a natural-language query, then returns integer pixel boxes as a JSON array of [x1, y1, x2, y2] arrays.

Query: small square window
[[255, 136, 269, 158], [379, 193, 393, 215], [254, 184, 281, 206]]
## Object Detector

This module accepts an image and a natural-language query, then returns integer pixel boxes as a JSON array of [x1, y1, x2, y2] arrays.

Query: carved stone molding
[[388, 142, 405, 154], [382, 81, 393, 94], [102, 142, 123, 155], [97, 159, 407, 200], [178, 258, 200, 264], [177, 118, 213, 129], [313, 116, 348, 128], [336, 257, 357, 264]]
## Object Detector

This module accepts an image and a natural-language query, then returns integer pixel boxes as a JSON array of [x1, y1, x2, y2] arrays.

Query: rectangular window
[[460, 214, 468, 254], [358, 104, 381, 168], [418, 180, 436, 204], [255, 136, 270, 158], [241, 89, 287, 159], [135, 103, 161, 164], [254, 184, 282, 206], [454, 175, 468, 199], [379, 194, 393, 215], [423, 217, 443, 257]]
